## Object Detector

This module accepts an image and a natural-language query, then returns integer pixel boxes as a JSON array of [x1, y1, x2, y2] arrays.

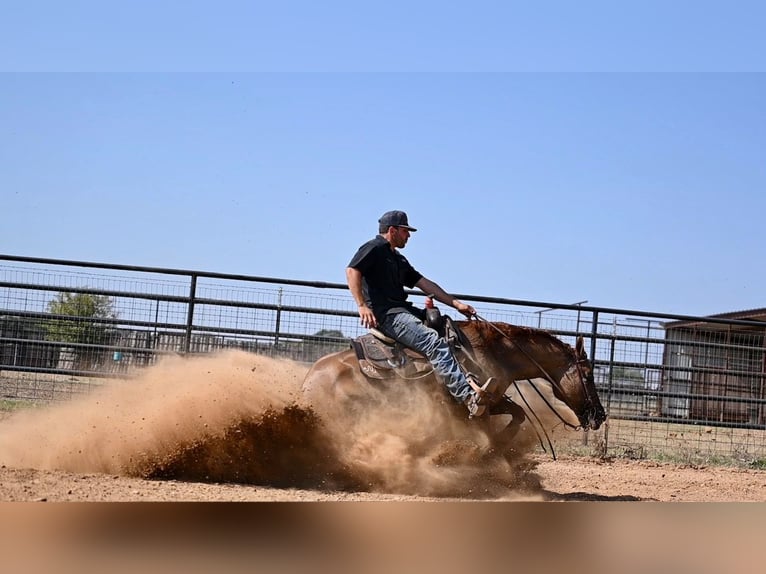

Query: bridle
[[471, 314, 597, 432]]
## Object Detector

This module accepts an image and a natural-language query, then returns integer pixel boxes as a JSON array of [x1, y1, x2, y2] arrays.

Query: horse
[[301, 320, 606, 457]]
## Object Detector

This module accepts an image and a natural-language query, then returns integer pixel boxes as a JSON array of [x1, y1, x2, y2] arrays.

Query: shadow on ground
[[541, 489, 645, 501]]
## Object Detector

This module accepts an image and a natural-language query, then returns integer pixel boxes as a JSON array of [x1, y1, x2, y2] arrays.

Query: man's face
[[391, 226, 411, 249]]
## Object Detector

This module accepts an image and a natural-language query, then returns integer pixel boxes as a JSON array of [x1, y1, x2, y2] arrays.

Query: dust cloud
[[0, 351, 542, 498]]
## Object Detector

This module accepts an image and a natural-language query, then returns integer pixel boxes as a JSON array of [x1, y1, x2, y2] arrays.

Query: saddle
[[350, 310, 477, 381]]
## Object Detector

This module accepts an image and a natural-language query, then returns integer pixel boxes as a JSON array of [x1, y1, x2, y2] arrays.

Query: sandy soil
[[2, 351, 765, 503]]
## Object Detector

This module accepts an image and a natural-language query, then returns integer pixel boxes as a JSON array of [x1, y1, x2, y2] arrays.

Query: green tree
[[313, 329, 345, 340], [46, 292, 117, 368], [302, 328, 348, 362]]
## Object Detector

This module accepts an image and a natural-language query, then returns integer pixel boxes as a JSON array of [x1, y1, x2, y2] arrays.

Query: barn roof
[[664, 308, 766, 331]]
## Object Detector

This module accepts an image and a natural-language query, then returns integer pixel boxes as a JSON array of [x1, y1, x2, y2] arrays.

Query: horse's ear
[[576, 335, 586, 357]]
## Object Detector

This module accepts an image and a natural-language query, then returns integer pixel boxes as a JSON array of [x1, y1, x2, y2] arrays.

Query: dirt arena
[[1, 351, 765, 502]]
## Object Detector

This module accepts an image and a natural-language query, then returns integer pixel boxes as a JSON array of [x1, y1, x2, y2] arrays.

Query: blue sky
[[2, 1, 765, 72], [2, 3, 765, 318]]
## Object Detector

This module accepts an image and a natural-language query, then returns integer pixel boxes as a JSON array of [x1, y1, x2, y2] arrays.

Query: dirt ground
[[2, 352, 766, 503], [3, 454, 765, 502]]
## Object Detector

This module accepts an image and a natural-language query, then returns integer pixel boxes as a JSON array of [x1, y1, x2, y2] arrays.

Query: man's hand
[[358, 304, 377, 329], [415, 277, 476, 320], [454, 300, 476, 319], [347, 267, 377, 329]]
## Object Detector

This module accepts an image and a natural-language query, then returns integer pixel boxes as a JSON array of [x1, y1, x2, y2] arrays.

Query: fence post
[[602, 337, 616, 455], [583, 309, 599, 449], [153, 299, 159, 351], [184, 274, 197, 354], [588, 309, 599, 367], [274, 288, 283, 350]]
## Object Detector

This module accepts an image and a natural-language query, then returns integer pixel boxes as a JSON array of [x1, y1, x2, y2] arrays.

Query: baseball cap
[[378, 210, 417, 231]]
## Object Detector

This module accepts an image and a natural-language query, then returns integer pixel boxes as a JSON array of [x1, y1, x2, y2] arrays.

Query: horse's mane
[[459, 320, 576, 359]]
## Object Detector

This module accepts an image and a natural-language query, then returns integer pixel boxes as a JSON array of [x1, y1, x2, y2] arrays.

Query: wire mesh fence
[[2, 254, 765, 466]]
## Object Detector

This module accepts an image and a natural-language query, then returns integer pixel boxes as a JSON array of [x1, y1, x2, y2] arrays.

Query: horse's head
[[556, 336, 606, 430], [464, 322, 606, 431]]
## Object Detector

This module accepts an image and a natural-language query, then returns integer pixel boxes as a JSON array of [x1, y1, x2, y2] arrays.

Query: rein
[[471, 314, 586, 431]]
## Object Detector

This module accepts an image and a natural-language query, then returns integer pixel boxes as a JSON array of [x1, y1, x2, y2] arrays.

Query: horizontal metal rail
[[611, 413, 766, 432], [4, 253, 766, 329]]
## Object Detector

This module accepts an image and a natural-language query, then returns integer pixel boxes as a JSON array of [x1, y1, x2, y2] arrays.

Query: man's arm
[[416, 277, 476, 318], [346, 266, 377, 328]]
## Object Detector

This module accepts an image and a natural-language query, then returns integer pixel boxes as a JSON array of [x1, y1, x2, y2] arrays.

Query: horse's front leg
[[488, 397, 528, 449]]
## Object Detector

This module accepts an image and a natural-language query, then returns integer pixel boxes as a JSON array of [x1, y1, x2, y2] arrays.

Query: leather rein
[[470, 314, 593, 432]]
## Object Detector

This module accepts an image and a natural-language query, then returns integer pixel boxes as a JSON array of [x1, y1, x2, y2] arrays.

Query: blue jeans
[[380, 311, 472, 402]]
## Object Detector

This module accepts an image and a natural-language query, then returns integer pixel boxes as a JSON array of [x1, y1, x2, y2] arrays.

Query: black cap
[[378, 210, 417, 231]]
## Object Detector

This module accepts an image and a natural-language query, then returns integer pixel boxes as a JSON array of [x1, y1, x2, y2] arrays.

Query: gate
[[2, 254, 765, 466]]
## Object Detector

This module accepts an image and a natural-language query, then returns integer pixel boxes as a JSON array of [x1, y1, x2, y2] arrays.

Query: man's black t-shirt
[[348, 235, 423, 322]]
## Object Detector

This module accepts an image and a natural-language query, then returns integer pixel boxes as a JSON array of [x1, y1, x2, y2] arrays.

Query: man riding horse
[[346, 210, 500, 418]]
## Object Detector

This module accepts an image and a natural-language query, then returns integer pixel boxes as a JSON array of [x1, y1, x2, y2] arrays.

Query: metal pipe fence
[[2, 254, 765, 467]]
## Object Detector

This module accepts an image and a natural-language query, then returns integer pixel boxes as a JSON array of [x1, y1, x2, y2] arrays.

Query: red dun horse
[[302, 321, 606, 452]]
